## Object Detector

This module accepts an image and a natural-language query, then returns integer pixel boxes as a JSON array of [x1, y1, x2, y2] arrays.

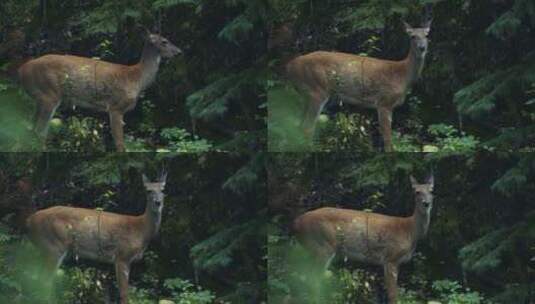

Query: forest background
[[0, 152, 266, 303], [268, 0, 535, 152], [269, 152, 535, 303]]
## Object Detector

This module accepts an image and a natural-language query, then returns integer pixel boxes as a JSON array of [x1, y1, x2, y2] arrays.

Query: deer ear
[[402, 21, 413, 33], [142, 174, 149, 184], [423, 19, 432, 35], [426, 174, 434, 189], [160, 172, 167, 186], [410, 175, 418, 188]]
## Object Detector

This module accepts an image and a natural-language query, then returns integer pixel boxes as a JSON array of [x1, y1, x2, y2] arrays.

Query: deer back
[[295, 207, 416, 265], [18, 55, 142, 112], [287, 51, 408, 108], [27, 206, 147, 263]]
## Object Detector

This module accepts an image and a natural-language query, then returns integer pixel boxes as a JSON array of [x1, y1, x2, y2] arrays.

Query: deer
[[12, 31, 181, 152], [26, 172, 167, 304], [293, 174, 434, 304], [285, 6, 433, 152]]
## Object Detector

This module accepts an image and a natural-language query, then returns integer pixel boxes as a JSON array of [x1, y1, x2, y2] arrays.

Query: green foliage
[[216, 0, 267, 43], [95, 39, 116, 59], [491, 155, 535, 196], [0, 153, 264, 303], [267, 84, 309, 152], [427, 124, 480, 152], [164, 278, 216, 304], [191, 219, 263, 273], [160, 127, 212, 152], [186, 68, 265, 121], [152, 0, 199, 10], [49, 117, 106, 152], [268, 153, 533, 303], [452, 0, 535, 150], [0, 82, 36, 152], [432, 280, 486, 304], [393, 132, 422, 152], [317, 113, 374, 152], [459, 213, 535, 276], [486, 0, 535, 39], [1, 0, 264, 152], [77, 1, 146, 35], [222, 152, 264, 194], [332, 269, 377, 304], [268, 228, 380, 304], [129, 287, 156, 304], [59, 267, 104, 304], [0, 225, 21, 297], [266, 0, 535, 151]]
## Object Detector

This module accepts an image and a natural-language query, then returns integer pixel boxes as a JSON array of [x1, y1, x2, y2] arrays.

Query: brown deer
[[286, 8, 432, 152], [293, 174, 434, 303], [26, 172, 167, 304], [14, 32, 181, 151]]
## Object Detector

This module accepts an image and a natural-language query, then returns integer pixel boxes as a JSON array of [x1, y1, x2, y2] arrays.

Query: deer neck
[[401, 40, 426, 88], [141, 206, 162, 242], [410, 207, 431, 241], [137, 42, 161, 91]]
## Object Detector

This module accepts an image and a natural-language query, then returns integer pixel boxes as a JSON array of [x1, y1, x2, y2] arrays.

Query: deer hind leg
[[383, 263, 399, 304], [115, 260, 131, 304], [33, 94, 60, 147], [307, 242, 336, 304], [377, 107, 394, 152], [109, 110, 126, 152], [301, 90, 328, 141], [38, 248, 67, 302]]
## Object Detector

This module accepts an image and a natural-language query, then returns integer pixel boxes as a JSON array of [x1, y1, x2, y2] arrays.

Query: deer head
[[403, 4, 433, 59], [146, 32, 182, 58], [142, 171, 167, 214], [410, 174, 434, 215], [403, 19, 431, 60]]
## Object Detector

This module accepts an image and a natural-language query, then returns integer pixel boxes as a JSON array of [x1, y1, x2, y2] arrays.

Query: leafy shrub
[[129, 287, 156, 304], [60, 267, 105, 304], [427, 124, 480, 152], [332, 268, 377, 304], [398, 288, 423, 304], [393, 132, 421, 152], [164, 278, 216, 304], [49, 116, 106, 152], [138, 99, 158, 135], [160, 127, 212, 152], [393, 124, 480, 153], [0, 226, 21, 298], [432, 280, 487, 304], [125, 135, 153, 152], [317, 113, 374, 151]]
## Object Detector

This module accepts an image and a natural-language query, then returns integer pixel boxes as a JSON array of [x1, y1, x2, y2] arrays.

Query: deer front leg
[[383, 263, 399, 304], [109, 111, 126, 152], [377, 107, 393, 152], [115, 260, 131, 304]]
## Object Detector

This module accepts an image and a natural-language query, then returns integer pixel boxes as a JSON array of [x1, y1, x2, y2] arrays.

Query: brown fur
[[286, 21, 431, 152], [293, 175, 434, 304], [15, 33, 180, 152], [26, 174, 166, 304]]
